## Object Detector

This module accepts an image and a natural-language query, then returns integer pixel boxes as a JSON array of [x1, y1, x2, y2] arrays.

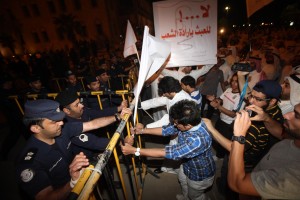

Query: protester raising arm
[[202, 118, 232, 151], [132, 123, 163, 136], [121, 144, 166, 158], [227, 111, 259, 196], [122, 123, 165, 157]]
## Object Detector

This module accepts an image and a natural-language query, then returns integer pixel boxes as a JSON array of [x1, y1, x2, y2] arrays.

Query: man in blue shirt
[[121, 100, 215, 200]]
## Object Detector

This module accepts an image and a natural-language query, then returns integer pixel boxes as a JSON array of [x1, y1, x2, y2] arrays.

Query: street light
[[220, 28, 225, 34], [225, 6, 230, 14]]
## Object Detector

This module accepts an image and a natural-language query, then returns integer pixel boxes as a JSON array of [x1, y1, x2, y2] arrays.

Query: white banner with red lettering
[[153, 0, 217, 67]]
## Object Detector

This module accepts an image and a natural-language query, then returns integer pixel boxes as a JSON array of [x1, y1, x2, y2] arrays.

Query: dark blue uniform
[[65, 108, 114, 159], [16, 122, 82, 198]]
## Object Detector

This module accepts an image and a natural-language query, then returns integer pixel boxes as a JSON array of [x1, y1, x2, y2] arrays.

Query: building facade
[[0, 0, 154, 57]]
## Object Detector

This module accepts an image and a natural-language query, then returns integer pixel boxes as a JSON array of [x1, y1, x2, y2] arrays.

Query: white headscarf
[[286, 74, 300, 107]]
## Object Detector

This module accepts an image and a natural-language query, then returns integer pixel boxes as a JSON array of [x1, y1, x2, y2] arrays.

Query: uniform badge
[[20, 169, 34, 182], [79, 134, 88, 142], [23, 149, 37, 162]]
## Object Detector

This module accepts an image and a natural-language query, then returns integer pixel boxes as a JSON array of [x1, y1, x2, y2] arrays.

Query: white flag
[[133, 26, 171, 123], [123, 20, 138, 58], [246, 0, 273, 17]]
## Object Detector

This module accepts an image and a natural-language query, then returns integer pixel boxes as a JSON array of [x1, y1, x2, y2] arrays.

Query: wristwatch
[[134, 148, 140, 156], [114, 113, 120, 122], [231, 136, 246, 144]]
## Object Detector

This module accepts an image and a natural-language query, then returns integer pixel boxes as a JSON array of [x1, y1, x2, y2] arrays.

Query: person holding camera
[[204, 80, 284, 199], [227, 105, 300, 199]]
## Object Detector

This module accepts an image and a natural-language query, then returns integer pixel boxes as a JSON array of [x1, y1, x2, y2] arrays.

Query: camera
[[231, 62, 253, 72], [246, 109, 257, 117]]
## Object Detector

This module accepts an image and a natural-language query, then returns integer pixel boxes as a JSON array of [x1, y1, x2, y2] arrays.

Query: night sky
[[218, 0, 299, 26]]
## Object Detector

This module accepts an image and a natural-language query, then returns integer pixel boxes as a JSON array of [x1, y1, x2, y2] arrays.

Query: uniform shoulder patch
[[20, 168, 35, 182], [23, 148, 38, 162], [79, 134, 88, 142]]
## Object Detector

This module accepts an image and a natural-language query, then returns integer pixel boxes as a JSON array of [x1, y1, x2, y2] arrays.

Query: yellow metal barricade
[[9, 88, 145, 200]]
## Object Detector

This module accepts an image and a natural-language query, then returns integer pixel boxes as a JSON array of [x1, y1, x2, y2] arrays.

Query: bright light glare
[[290, 21, 294, 26], [220, 28, 225, 34]]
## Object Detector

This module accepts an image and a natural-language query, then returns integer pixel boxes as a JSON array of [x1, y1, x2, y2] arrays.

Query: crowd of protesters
[[0, 25, 300, 199]]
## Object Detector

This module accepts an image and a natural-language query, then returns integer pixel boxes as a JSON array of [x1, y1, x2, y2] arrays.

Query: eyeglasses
[[248, 94, 270, 102]]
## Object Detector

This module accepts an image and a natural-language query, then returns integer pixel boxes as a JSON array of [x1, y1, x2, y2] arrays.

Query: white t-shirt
[[141, 90, 192, 128], [220, 88, 240, 124], [251, 139, 300, 199]]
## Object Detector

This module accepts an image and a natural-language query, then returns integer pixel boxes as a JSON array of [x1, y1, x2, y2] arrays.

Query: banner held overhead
[[153, 0, 217, 67]]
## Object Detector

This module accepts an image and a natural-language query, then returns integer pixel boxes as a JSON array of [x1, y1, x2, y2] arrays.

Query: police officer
[[55, 89, 127, 122], [55, 90, 128, 159], [16, 99, 131, 199]]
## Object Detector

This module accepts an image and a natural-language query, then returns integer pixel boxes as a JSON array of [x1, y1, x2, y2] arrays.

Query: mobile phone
[[246, 110, 257, 117]]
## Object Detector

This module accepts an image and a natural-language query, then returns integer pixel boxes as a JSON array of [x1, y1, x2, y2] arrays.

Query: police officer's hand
[[118, 100, 128, 111], [121, 143, 135, 155], [120, 107, 132, 119], [69, 152, 89, 182]]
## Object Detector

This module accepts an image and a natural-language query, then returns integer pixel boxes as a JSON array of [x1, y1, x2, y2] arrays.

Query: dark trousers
[[213, 119, 233, 158], [201, 95, 215, 119], [219, 154, 239, 200]]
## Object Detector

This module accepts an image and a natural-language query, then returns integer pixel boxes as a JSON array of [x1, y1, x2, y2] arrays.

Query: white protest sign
[[153, 0, 217, 67]]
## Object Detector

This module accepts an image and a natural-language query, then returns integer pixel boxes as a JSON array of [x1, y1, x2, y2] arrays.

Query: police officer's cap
[[96, 69, 107, 76], [65, 70, 75, 78], [85, 76, 98, 84], [55, 90, 79, 107], [28, 75, 41, 83], [24, 99, 65, 121]]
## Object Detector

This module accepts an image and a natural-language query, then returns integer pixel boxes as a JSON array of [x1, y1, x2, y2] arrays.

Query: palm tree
[[53, 14, 85, 47]]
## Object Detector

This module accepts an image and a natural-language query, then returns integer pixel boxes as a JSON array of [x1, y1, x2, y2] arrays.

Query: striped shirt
[[244, 104, 283, 168], [191, 90, 202, 109]]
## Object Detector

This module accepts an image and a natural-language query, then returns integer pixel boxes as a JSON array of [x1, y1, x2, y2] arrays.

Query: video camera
[[231, 62, 254, 72]]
